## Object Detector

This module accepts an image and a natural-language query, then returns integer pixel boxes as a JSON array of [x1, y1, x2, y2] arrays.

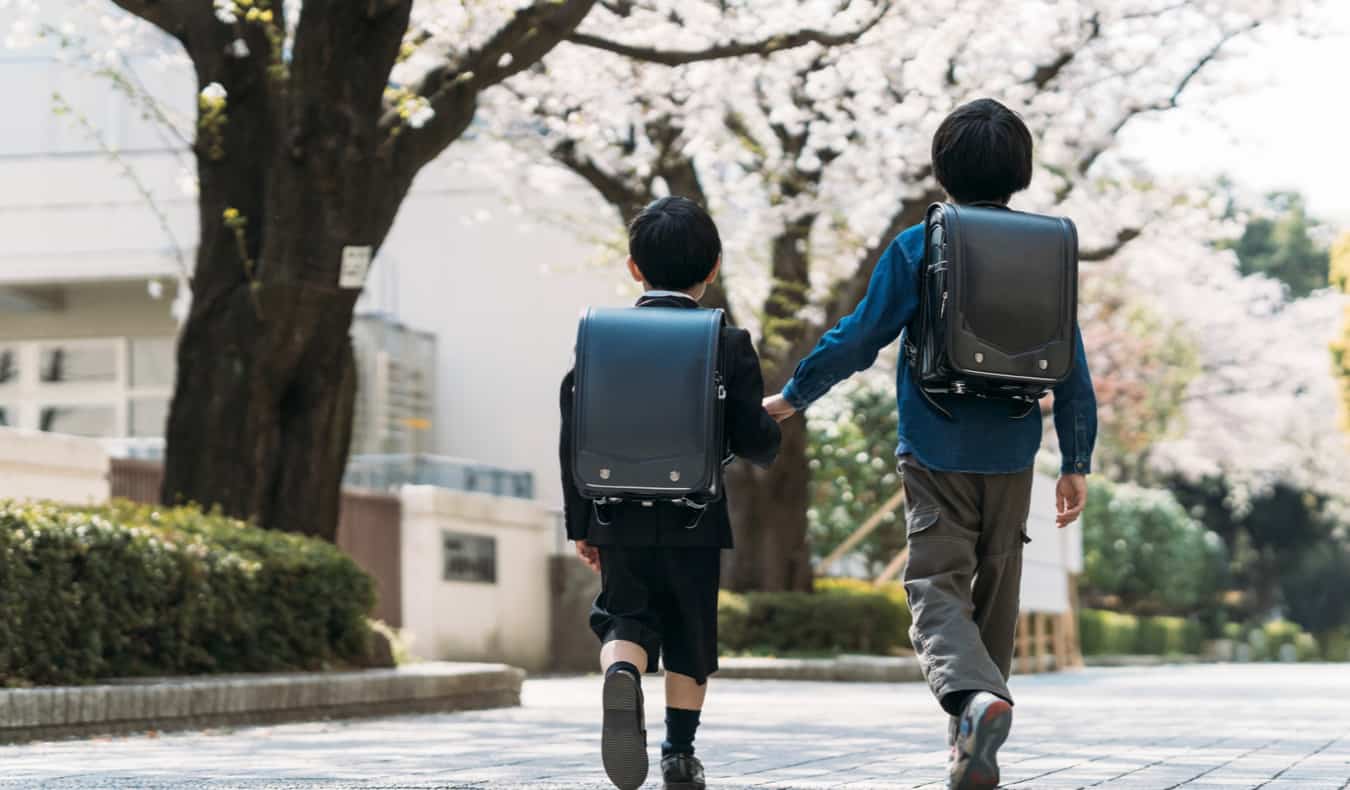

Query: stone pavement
[[0, 664, 1347, 789]]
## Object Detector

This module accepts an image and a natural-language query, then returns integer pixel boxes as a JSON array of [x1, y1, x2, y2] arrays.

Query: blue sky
[[1119, 17, 1350, 226]]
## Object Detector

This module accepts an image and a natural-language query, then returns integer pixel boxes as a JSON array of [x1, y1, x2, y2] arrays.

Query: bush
[[1080, 609, 1205, 656], [719, 578, 911, 656], [1080, 479, 1227, 613], [0, 500, 377, 686]]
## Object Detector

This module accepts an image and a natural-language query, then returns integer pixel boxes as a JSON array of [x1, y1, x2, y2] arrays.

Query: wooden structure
[[820, 473, 1084, 674]]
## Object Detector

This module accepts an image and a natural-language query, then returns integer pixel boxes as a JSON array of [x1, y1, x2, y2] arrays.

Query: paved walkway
[[2, 664, 1348, 789]]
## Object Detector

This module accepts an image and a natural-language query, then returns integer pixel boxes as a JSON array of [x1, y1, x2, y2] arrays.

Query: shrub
[[0, 501, 376, 686], [1080, 479, 1227, 613], [1078, 609, 1138, 655], [1079, 610, 1206, 656], [719, 578, 911, 656]]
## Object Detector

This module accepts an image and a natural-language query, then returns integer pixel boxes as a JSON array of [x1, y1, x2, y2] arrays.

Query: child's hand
[[1056, 474, 1088, 527], [574, 539, 601, 574], [762, 393, 797, 423]]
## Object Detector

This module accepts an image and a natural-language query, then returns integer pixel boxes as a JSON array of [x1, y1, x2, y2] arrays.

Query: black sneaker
[[601, 669, 648, 790], [661, 753, 706, 790], [948, 692, 1012, 790]]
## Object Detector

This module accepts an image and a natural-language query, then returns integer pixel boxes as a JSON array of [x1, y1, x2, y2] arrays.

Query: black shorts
[[590, 546, 722, 685]]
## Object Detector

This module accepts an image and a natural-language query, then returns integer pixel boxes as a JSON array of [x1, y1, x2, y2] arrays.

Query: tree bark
[[722, 418, 814, 592]]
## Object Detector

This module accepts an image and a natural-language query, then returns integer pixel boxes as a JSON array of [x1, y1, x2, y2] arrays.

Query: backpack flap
[[572, 307, 724, 501], [944, 204, 1078, 386]]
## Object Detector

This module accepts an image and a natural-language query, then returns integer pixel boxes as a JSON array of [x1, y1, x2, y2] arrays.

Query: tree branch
[[385, 0, 597, 180], [107, 0, 194, 40], [1029, 13, 1100, 90], [1080, 227, 1142, 262], [565, 1, 890, 66]]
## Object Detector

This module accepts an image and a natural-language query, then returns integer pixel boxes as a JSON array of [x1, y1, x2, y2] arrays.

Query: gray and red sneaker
[[601, 668, 648, 790], [948, 692, 1012, 790]]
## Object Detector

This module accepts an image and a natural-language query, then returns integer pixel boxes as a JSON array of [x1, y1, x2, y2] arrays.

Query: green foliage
[[1079, 610, 1205, 656], [1223, 191, 1330, 299], [806, 379, 905, 574], [719, 578, 911, 656], [0, 500, 376, 686], [1080, 479, 1227, 614], [1281, 543, 1350, 637]]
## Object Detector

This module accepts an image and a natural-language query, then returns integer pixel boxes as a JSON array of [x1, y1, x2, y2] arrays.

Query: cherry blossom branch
[[1080, 228, 1143, 262], [385, 0, 597, 177], [1028, 13, 1100, 90], [107, 0, 194, 40], [565, 1, 890, 66]]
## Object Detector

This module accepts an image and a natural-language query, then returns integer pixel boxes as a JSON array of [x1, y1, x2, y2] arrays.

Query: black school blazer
[[559, 292, 782, 549]]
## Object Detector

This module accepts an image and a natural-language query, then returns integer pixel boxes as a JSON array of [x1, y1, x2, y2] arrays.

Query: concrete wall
[[0, 427, 109, 504], [398, 485, 555, 672], [0, 281, 180, 342]]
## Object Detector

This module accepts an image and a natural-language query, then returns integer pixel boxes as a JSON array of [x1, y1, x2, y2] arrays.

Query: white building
[[0, 4, 624, 507]]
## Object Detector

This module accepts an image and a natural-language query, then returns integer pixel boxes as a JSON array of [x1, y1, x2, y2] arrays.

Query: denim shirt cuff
[[782, 378, 810, 411], [1062, 457, 1091, 475]]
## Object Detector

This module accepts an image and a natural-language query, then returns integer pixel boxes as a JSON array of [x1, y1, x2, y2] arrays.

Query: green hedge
[[719, 578, 911, 656], [0, 501, 377, 686], [1079, 609, 1203, 656]]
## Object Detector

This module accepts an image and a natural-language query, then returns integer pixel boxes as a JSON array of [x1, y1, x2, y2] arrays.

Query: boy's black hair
[[628, 196, 721, 291], [931, 98, 1034, 205]]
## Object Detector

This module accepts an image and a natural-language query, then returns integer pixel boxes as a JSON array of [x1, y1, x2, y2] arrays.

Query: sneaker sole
[[601, 671, 648, 790], [952, 698, 1012, 790]]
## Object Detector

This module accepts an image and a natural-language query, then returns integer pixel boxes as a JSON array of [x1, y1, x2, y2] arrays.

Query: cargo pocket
[[906, 506, 940, 537]]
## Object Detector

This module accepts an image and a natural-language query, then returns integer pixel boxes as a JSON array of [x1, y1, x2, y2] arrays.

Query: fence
[[344, 454, 534, 500]]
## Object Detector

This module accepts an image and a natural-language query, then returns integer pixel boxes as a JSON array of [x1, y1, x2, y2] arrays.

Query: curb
[[717, 655, 926, 683], [0, 662, 524, 744]]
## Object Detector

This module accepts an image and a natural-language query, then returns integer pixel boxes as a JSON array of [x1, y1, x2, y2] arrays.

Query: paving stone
[[0, 665, 1348, 788]]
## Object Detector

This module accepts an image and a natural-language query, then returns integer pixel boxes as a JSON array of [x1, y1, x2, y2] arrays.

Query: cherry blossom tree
[[494, 0, 1315, 590], [6, 0, 880, 539]]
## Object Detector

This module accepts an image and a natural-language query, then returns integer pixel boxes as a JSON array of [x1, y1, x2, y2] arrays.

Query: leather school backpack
[[571, 306, 728, 508], [904, 202, 1079, 419]]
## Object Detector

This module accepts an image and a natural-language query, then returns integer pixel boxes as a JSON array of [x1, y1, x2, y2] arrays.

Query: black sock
[[662, 707, 701, 756], [942, 690, 976, 718], [607, 661, 641, 684]]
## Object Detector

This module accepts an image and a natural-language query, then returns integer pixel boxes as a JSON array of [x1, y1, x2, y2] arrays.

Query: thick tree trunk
[[163, 284, 360, 540], [723, 417, 814, 591]]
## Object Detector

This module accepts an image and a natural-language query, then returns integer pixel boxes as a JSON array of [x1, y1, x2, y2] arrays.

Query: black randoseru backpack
[[904, 202, 1078, 420], [572, 307, 728, 509]]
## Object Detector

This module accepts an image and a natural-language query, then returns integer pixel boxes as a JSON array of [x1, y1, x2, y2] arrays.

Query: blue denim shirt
[[782, 223, 1097, 475]]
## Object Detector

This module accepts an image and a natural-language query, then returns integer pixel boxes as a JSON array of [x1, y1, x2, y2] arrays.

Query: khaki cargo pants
[[899, 455, 1033, 714]]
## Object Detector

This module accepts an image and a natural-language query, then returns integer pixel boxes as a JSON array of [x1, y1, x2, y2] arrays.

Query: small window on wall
[[129, 397, 170, 438], [442, 532, 497, 584], [0, 405, 13, 427], [40, 405, 117, 437], [40, 343, 117, 384]]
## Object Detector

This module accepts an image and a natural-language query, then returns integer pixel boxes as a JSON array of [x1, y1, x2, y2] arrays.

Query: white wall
[[399, 485, 556, 672], [0, 427, 110, 504], [376, 160, 626, 510]]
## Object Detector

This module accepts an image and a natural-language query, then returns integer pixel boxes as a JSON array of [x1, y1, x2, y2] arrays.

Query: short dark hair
[[931, 98, 1034, 205], [628, 197, 721, 291]]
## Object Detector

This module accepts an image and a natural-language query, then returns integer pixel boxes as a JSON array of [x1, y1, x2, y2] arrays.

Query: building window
[[129, 397, 170, 437], [0, 348, 19, 387], [39, 342, 118, 384], [442, 532, 497, 584], [130, 337, 175, 389], [0, 405, 13, 427], [39, 404, 118, 437]]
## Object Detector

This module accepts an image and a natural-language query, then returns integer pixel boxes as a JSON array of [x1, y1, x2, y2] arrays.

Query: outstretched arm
[[767, 236, 916, 420]]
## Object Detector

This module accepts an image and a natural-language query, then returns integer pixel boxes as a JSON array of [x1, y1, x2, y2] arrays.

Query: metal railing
[[343, 454, 535, 500]]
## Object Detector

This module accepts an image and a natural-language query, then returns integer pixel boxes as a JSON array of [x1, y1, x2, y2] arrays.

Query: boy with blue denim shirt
[[764, 98, 1098, 790]]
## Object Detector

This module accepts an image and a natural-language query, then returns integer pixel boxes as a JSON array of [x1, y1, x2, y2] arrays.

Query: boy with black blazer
[[560, 197, 782, 790]]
